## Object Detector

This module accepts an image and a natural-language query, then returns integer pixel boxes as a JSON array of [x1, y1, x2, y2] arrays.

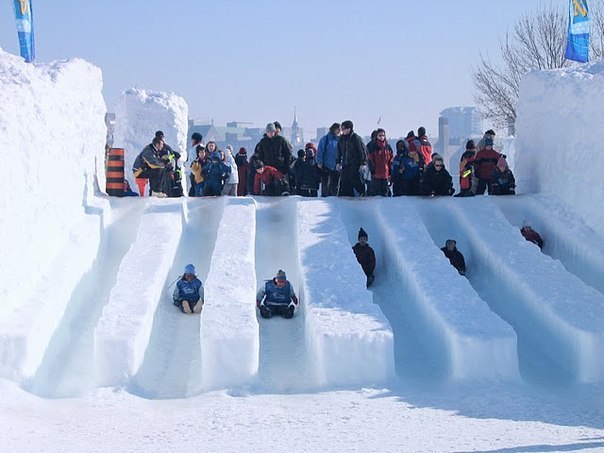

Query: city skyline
[[1, 1, 541, 136]]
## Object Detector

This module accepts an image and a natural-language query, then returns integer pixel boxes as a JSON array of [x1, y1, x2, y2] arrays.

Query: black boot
[[260, 305, 273, 319]]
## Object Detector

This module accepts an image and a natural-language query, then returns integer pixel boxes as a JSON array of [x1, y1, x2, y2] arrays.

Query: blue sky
[[0, 1, 545, 137]]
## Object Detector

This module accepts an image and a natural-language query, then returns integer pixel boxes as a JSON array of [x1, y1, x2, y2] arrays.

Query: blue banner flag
[[565, 0, 590, 63], [12, 0, 35, 63]]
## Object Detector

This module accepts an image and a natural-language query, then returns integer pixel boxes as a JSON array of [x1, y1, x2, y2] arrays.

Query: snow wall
[[516, 61, 604, 236], [0, 48, 107, 306], [112, 89, 189, 187]]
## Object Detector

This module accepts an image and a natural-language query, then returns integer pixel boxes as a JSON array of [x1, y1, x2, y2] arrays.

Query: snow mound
[[516, 62, 604, 236], [0, 48, 107, 308], [112, 88, 189, 187]]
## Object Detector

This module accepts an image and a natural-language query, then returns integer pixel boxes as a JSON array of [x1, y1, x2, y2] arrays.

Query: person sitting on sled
[[352, 227, 376, 287], [173, 264, 204, 314], [256, 270, 299, 319]]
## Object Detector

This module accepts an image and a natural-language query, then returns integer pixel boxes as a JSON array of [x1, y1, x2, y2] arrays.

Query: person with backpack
[[336, 120, 368, 197], [316, 123, 341, 196], [474, 136, 502, 195], [352, 228, 376, 288], [366, 128, 394, 197], [256, 270, 299, 319], [415, 126, 433, 166], [441, 239, 466, 275], [173, 264, 204, 314]]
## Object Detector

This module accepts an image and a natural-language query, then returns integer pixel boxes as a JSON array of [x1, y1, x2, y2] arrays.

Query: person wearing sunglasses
[[421, 154, 454, 196]]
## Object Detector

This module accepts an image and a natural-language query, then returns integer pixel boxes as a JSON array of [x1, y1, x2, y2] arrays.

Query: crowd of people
[[130, 121, 516, 199]]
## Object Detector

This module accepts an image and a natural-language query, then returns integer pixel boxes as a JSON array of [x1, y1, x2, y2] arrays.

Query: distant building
[[439, 107, 482, 144]]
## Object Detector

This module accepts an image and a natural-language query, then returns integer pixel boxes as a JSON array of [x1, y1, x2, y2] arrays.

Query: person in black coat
[[336, 120, 367, 197], [254, 123, 293, 175], [421, 155, 454, 196], [441, 239, 466, 275], [352, 228, 376, 287]]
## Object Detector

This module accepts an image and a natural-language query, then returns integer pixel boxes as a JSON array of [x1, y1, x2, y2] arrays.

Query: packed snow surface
[[2, 48, 604, 452]]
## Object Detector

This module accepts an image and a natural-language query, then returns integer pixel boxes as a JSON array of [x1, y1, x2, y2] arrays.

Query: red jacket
[[474, 148, 501, 179], [367, 140, 394, 179], [254, 166, 284, 194]]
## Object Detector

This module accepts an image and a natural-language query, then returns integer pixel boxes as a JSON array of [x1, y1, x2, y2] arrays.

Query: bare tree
[[473, 2, 604, 129]]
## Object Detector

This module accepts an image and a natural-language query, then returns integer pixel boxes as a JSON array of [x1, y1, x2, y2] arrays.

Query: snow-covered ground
[[2, 50, 604, 452]]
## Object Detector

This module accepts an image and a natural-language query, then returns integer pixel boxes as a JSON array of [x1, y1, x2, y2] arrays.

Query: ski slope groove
[[2, 195, 604, 399]]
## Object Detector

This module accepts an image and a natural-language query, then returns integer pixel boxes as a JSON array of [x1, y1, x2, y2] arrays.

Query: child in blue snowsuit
[[173, 264, 204, 314], [256, 270, 299, 319], [202, 151, 231, 196]]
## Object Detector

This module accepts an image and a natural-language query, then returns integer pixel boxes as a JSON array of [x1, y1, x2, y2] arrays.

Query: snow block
[[297, 200, 394, 387], [0, 215, 102, 382], [94, 200, 185, 387], [446, 198, 604, 383], [0, 49, 107, 308], [113, 88, 189, 189], [382, 199, 519, 380], [516, 62, 604, 236], [201, 198, 259, 389]]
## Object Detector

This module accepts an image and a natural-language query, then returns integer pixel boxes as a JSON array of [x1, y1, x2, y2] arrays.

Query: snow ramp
[[342, 198, 517, 381], [130, 198, 225, 398], [419, 197, 604, 383], [254, 198, 318, 391], [298, 199, 394, 387], [201, 197, 259, 390], [94, 200, 187, 387]]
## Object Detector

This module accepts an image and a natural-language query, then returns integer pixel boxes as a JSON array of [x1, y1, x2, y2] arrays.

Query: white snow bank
[[201, 198, 259, 389], [0, 48, 107, 307], [112, 88, 188, 188], [516, 61, 604, 235], [298, 199, 394, 386], [94, 200, 185, 387]]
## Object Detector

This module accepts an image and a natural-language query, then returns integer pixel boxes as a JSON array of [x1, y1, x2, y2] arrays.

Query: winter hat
[[155, 130, 164, 138], [211, 151, 221, 161], [418, 126, 426, 137], [358, 227, 368, 240], [266, 123, 277, 133], [445, 239, 456, 247], [485, 129, 496, 137], [484, 137, 494, 147], [225, 145, 234, 153], [305, 142, 317, 151], [497, 156, 508, 170], [522, 220, 532, 229], [184, 264, 196, 275], [276, 269, 287, 280], [238, 147, 247, 155], [465, 140, 476, 150], [297, 149, 305, 158], [191, 132, 203, 142], [306, 148, 315, 159]]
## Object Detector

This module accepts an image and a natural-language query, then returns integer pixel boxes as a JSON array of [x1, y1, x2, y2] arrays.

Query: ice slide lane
[[0, 199, 145, 384], [200, 197, 259, 390], [25, 199, 147, 397], [492, 195, 604, 296], [419, 197, 604, 383], [341, 198, 518, 380], [94, 199, 187, 387], [254, 197, 318, 391], [130, 198, 226, 398], [298, 199, 393, 387]]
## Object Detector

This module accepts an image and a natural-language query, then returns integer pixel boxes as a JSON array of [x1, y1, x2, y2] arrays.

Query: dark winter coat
[[254, 135, 292, 174], [421, 164, 454, 196], [133, 144, 166, 176], [367, 139, 394, 180], [521, 227, 544, 249], [352, 243, 376, 277], [202, 160, 231, 194], [441, 247, 466, 275], [337, 132, 367, 168], [491, 168, 516, 195], [317, 133, 339, 171], [294, 157, 320, 190], [474, 148, 501, 179], [459, 150, 476, 191], [235, 153, 249, 196], [393, 151, 424, 181], [173, 277, 204, 303]]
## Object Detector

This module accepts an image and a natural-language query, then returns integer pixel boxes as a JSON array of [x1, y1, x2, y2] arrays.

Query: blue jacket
[[202, 160, 231, 193], [317, 133, 339, 171], [256, 279, 296, 307], [173, 277, 204, 302], [392, 152, 423, 180]]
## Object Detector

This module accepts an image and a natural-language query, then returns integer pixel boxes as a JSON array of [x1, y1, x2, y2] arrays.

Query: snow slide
[[419, 197, 604, 383], [342, 198, 517, 380], [130, 198, 226, 398], [298, 199, 394, 387], [94, 200, 187, 387]]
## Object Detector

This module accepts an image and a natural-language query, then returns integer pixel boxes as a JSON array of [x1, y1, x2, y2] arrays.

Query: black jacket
[[336, 132, 367, 168], [254, 135, 292, 174], [421, 164, 454, 196], [441, 247, 466, 275]]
